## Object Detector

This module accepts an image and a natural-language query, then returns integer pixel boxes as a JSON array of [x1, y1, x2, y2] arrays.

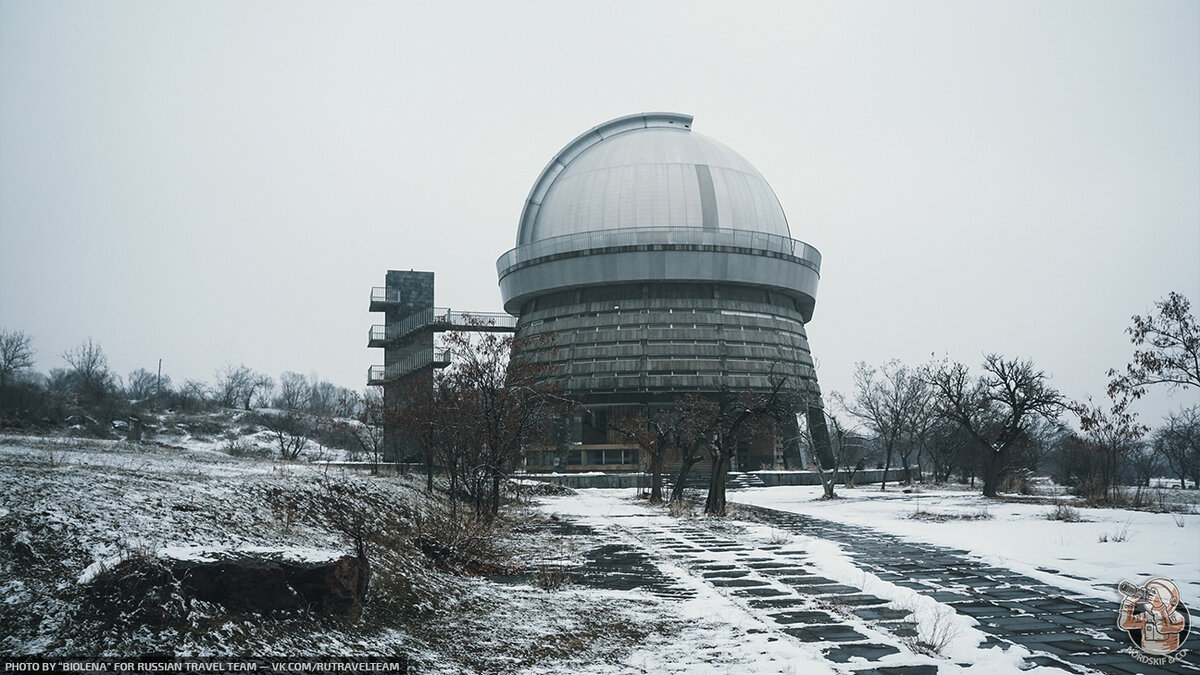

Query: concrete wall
[[521, 468, 918, 490], [513, 284, 822, 405], [750, 468, 917, 486]]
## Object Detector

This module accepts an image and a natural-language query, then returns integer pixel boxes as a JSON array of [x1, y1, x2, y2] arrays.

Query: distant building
[[367, 271, 515, 461], [496, 112, 830, 473]]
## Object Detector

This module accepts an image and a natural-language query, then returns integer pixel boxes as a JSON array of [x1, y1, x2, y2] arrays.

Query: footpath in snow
[[534, 488, 1200, 675]]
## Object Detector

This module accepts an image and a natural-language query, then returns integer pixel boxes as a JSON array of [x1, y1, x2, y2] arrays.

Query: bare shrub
[[909, 506, 993, 522], [1098, 519, 1132, 543], [765, 529, 793, 545], [76, 551, 189, 633], [1045, 502, 1082, 522], [409, 501, 512, 576], [901, 606, 959, 656], [255, 411, 313, 460], [668, 499, 697, 518], [221, 438, 271, 459], [533, 560, 573, 589], [999, 470, 1033, 495]]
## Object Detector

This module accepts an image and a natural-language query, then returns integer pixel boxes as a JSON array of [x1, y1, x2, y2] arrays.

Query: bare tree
[[249, 373, 274, 409], [1074, 392, 1147, 503], [215, 364, 248, 408], [276, 371, 310, 410], [0, 329, 36, 391], [391, 374, 448, 493], [668, 395, 719, 506], [1109, 291, 1200, 399], [1154, 406, 1199, 489], [1128, 444, 1161, 497], [176, 379, 211, 411], [926, 355, 1066, 498], [703, 379, 795, 516], [308, 379, 342, 415], [334, 391, 387, 472], [436, 330, 564, 519], [62, 338, 118, 403], [837, 430, 868, 487], [923, 419, 970, 483], [801, 408, 851, 499], [125, 368, 161, 400], [215, 364, 273, 411], [842, 361, 926, 490], [256, 410, 312, 460], [610, 406, 678, 504]]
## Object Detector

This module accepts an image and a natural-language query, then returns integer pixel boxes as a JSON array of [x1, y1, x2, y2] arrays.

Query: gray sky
[[2, 0, 1197, 425]]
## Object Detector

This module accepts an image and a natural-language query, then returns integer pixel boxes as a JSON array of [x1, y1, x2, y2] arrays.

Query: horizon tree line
[[2, 290, 1197, 510]]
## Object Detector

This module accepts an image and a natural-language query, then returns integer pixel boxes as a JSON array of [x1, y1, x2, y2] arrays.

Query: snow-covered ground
[[6, 434, 1197, 672], [732, 484, 1200, 602], [537, 489, 1077, 674]]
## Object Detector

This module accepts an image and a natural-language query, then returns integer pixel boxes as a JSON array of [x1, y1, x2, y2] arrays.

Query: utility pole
[[156, 359, 162, 400]]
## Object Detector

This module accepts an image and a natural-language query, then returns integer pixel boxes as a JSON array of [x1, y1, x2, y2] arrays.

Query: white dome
[[517, 113, 791, 246]]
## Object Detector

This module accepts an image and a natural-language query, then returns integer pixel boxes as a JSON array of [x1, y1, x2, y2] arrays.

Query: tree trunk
[[705, 451, 730, 516], [820, 465, 837, 499], [490, 472, 502, 518], [982, 450, 1003, 498], [880, 445, 893, 491], [649, 451, 664, 504], [424, 446, 434, 493], [670, 455, 698, 504]]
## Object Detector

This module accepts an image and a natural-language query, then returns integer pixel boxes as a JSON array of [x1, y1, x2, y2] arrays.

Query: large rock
[[160, 547, 369, 620]]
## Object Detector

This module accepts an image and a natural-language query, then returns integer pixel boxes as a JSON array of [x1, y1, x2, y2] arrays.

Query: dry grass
[[765, 529, 793, 545], [668, 498, 698, 518], [900, 606, 959, 656], [1098, 519, 1133, 543], [1045, 502, 1083, 522], [909, 506, 993, 522]]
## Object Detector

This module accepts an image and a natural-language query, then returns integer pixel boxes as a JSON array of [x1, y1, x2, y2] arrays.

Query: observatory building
[[496, 112, 829, 472]]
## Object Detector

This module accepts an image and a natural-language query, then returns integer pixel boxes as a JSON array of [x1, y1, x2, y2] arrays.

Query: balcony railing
[[382, 348, 452, 381], [367, 324, 387, 347], [369, 287, 401, 311], [367, 365, 386, 385], [396, 307, 518, 338], [368, 348, 452, 384], [371, 287, 400, 303], [496, 226, 822, 276]]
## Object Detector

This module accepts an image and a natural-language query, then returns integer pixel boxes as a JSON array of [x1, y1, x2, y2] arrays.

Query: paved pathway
[[552, 498, 1198, 675], [738, 504, 1199, 675]]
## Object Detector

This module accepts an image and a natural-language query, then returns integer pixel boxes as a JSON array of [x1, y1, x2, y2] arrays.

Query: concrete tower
[[496, 113, 828, 471]]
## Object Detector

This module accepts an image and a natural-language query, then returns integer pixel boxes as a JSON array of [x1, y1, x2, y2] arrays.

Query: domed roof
[[516, 113, 791, 246]]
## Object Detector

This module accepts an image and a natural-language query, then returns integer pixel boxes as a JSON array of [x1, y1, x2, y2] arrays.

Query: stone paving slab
[[737, 503, 1200, 674], [853, 606, 914, 621], [851, 667, 938, 675], [824, 643, 903, 662], [770, 610, 841, 625], [706, 577, 769, 588], [566, 498, 1198, 673], [783, 625, 870, 642]]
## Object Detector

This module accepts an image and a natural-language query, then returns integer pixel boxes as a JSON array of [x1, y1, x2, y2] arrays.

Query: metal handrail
[[370, 287, 401, 304], [496, 226, 822, 275], [382, 348, 453, 380], [367, 365, 385, 385], [396, 307, 518, 337], [368, 325, 387, 343], [396, 308, 437, 337]]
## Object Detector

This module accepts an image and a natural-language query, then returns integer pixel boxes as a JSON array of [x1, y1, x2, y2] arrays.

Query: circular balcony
[[496, 226, 822, 320]]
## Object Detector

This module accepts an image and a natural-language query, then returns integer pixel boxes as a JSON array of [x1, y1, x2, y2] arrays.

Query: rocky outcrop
[[161, 548, 369, 620]]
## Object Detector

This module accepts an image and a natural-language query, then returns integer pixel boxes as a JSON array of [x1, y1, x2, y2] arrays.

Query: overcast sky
[[2, 0, 1197, 424]]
